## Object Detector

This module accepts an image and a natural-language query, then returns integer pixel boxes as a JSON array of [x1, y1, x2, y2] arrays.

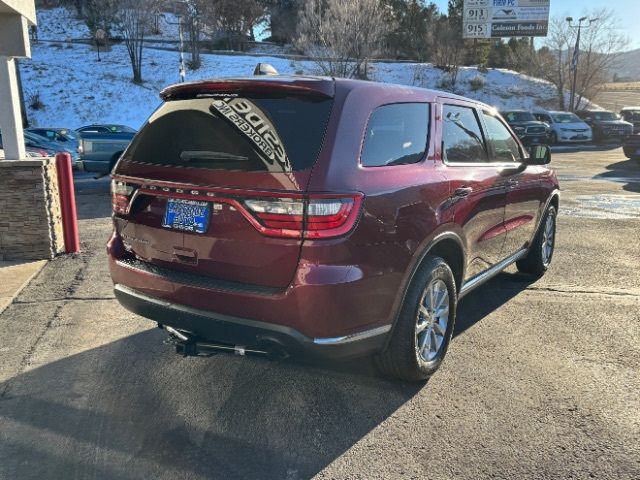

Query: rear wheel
[[516, 206, 556, 276], [375, 256, 457, 382]]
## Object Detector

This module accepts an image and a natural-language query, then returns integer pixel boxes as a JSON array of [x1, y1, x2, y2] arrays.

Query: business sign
[[463, 0, 550, 38]]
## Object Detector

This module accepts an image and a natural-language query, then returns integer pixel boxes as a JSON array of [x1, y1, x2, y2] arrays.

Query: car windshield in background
[[592, 112, 620, 121], [123, 96, 333, 173], [503, 111, 536, 122], [60, 129, 77, 139], [108, 125, 136, 133], [622, 111, 640, 122], [552, 113, 582, 123]]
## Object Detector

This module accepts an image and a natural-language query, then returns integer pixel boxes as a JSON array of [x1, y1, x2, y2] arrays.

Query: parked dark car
[[108, 76, 559, 381], [27, 127, 80, 165], [76, 124, 137, 134], [1, 130, 58, 157], [620, 107, 640, 134], [76, 131, 136, 174], [500, 110, 550, 145], [575, 110, 633, 143]]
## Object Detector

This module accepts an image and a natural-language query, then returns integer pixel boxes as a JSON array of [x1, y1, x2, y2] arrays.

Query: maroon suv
[[108, 76, 559, 381]]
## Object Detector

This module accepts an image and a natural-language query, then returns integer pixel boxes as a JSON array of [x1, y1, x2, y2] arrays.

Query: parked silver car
[[533, 111, 592, 144]]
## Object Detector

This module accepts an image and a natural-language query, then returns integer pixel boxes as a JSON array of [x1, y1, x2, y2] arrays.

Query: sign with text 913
[[463, 0, 550, 39]]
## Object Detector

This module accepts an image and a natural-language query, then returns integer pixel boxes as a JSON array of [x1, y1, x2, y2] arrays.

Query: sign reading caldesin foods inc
[[463, 0, 550, 39]]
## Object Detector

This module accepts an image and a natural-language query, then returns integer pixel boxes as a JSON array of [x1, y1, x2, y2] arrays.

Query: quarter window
[[442, 105, 487, 163], [361, 103, 429, 167], [482, 112, 522, 162]]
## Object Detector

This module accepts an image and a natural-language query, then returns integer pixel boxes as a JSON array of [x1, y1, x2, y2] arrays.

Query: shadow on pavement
[[454, 271, 537, 338], [0, 272, 535, 479], [0, 329, 421, 480], [595, 158, 640, 193]]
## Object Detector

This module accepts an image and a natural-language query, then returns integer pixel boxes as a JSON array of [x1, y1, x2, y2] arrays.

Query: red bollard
[[55, 152, 80, 253]]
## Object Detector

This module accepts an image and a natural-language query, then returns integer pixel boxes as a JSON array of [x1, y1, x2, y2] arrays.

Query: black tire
[[623, 147, 634, 159], [516, 206, 557, 277], [375, 255, 457, 382], [550, 132, 559, 145]]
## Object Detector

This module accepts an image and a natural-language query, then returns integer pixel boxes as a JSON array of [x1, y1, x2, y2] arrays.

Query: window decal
[[211, 98, 292, 173]]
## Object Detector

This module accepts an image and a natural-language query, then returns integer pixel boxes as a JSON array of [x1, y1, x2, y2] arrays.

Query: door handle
[[453, 187, 473, 197]]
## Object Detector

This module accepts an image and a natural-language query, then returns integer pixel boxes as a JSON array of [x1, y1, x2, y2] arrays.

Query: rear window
[[361, 103, 430, 167], [122, 96, 333, 173]]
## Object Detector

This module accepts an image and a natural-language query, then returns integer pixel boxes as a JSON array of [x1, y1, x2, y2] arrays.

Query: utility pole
[[566, 16, 598, 111], [178, 14, 186, 83]]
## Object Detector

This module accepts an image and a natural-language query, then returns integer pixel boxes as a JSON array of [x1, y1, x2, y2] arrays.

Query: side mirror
[[526, 144, 551, 165]]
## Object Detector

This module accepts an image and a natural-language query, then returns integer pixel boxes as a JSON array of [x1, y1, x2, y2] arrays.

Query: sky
[[432, 0, 640, 50]]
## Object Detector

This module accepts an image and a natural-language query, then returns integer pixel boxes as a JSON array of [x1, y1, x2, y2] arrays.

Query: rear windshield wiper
[[180, 151, 248, 162]]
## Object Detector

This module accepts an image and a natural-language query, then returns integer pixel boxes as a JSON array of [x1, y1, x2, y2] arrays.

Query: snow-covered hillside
[[21, 7, 576, 130]]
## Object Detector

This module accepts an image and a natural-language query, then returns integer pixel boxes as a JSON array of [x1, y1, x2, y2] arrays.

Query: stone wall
[[0, 158, 65, 260]]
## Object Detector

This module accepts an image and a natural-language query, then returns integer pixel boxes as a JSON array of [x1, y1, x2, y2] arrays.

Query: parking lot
[[0, 147, 638, 479]]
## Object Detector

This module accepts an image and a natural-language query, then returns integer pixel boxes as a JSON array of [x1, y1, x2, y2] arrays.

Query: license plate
[[163, 198, 210, 233], [532, 137, 540, 143]]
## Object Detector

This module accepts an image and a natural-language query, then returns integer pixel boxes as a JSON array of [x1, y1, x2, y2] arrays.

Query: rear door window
[[360, 103, 430, 167], [122, 96, 333, 173], [442, 105, 488, 163]]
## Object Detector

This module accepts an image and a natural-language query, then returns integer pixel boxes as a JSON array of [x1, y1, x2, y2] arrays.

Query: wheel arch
[[382, 230, 466, 351]]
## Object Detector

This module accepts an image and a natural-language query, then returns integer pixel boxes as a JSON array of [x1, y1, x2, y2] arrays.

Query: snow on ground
[[23, 7, 579, 130]]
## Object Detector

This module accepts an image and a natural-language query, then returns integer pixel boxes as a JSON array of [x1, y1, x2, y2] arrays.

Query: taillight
[[244, 194, 362, 239], [111, 180, 135, 215]]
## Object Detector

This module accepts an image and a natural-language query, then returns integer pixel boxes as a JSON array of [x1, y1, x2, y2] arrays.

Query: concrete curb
[[0, 260, 48, 315]]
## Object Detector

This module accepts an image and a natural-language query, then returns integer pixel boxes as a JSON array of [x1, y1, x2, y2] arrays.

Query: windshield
[[591, 111, 620, 121], [503, 111, 536, 122], [621, 111, 640, 122], [59, 129, 77, 140], [108, 125, 136, 133], [123, 95, 333, 173], [551, 113, 581, 123]]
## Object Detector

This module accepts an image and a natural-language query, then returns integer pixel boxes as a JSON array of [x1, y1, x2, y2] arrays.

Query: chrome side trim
[[459, 248, 528, 299], [313, 325, 392, 345]]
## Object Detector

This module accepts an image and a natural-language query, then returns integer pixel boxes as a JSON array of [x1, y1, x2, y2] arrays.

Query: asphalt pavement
[[0, 148, 638, 480]]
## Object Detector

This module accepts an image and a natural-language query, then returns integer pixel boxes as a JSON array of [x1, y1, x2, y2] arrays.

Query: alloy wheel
[[415, 279, 450, 362], [541, 212, 555, 266]]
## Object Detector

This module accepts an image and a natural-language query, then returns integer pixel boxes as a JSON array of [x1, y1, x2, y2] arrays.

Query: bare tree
[[114, 0, 155, 84], [573, 10, 629, 109], [432, 15, 463, 90], [182, 0, 210, 69], [295, 0, 390, 79], [543, 10, 628, 110]]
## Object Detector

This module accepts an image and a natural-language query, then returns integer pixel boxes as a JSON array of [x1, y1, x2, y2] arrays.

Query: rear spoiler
[[160, 78, 335, 101]]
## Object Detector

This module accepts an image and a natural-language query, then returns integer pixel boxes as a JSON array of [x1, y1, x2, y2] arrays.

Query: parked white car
[[533, 111, 592, 144]]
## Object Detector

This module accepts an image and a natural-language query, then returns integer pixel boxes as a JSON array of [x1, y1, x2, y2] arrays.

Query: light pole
[[566, 16, 598, 111]]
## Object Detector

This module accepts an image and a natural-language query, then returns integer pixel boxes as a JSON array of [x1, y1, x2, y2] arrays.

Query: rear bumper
[[114, 284, 390, 359]]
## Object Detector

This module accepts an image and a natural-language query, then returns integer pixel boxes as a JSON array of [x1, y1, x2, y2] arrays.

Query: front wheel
[[517, 206, 557, 276], [375, 256, 457, 382]]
